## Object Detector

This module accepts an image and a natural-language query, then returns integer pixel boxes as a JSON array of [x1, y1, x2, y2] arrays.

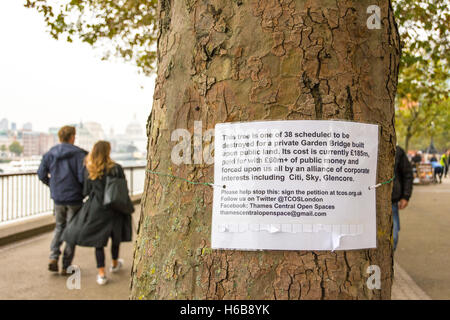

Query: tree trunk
[[131, 0, 400, 300], [405, 133, 411, 154]]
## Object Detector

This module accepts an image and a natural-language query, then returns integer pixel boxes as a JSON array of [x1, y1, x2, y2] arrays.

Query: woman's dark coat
[[62, 164, 133, 248]]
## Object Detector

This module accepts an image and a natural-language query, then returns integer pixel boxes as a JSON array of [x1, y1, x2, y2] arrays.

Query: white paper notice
[[211, 120, 379, 251]]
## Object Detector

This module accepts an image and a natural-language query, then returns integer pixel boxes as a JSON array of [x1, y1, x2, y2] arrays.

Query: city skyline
[[0, 115, 147, 160], [0, 115, 144, 138]]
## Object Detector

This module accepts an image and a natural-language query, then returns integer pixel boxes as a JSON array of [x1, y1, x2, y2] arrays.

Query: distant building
[[48, 127, 59, 145], [0, 118, 8, 132], [108, 127, 117, 151], [23, 122, 33, 131], [84, 122, 105, 141], [48, 127, 60, 136], [10, 122, 17, 131], [22, 132, 39, 157], [75, 121, 106, 151], [110, 115, 147, 156], [16, 131, 23, 140], [42, 133, 57, 154], [23, 132, 57, 157], [125, 115, 144, 137], [0, 133, 13, 151]]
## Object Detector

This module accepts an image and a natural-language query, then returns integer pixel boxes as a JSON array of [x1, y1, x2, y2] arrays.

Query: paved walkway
[[393, 176, 450, 299], [0, 231, 430, 300], [1, 178, 448, 300], [0, 231, 135, 299], [391, 262, 431, 300]]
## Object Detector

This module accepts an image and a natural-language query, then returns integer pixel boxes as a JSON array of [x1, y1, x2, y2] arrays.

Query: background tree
[[8, 141, 23, 156], [431, 101, 450, 152], [393, 0, 449, 151], [395, 97, 450, 152]]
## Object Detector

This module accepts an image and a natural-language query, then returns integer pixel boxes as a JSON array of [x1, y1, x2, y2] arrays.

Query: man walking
[[38, 126, 87, 275], [441, 150, 449, 178], [392, 145, 413, 251]]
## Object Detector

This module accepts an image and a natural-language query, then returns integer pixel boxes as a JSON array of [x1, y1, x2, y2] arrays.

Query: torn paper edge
[[217, 223, 364, 251]]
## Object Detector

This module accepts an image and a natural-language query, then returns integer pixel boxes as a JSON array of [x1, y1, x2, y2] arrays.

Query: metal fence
[[0, 166, 146, 224]]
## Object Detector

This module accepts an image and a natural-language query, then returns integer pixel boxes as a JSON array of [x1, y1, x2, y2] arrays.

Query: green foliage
[[393, 0, 449, 102], [25, 0, 158, 75], [25, 1, 449, 82], [419, 99, 450, 152], [25, 1, 449, 151], [9, 141, 24, 156], [0, 145, 6, 152], [392, 0, 449, 151], [398, 98, 449, 152], [395, 98, 449, 152]]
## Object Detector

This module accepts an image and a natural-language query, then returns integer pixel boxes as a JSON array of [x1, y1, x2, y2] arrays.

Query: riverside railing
[[0, 165, 146, 224]]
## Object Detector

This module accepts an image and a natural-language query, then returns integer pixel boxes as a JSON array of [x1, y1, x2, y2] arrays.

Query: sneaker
[[109, 259, 124, 273], [96, 274, 108, 285], [48, 260, 58, 273]]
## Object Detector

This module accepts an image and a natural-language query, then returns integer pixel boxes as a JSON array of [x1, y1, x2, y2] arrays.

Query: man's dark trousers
[[50, 204, 80, 269]]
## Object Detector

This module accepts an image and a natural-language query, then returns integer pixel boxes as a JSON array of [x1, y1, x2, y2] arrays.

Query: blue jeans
[[392, 203, 400, 251]]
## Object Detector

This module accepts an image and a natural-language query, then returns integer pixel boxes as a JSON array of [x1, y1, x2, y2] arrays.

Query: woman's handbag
[[103, 174, 135, 215]]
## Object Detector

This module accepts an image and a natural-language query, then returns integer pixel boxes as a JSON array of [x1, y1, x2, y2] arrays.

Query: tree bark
[[405, 131, 411, 154], [131, 0, 400, 300]]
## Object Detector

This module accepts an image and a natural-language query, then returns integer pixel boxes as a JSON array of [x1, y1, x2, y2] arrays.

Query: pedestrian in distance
[[429, 154, 438, 163], [441, 150, 449, 178], [410, 150, 422, 182], [392, 145, 413, 251], [431, 157, 444, 184], [411, 151, 422, 165], [37, 126, 87, 275], [62, 141, 134, 285]]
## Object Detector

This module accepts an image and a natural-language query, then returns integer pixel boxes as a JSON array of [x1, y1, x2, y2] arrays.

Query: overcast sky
[[0, 1, 155, 134]]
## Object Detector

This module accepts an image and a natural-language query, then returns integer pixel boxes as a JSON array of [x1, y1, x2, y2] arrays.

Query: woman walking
[[63, 141, 133, 285]]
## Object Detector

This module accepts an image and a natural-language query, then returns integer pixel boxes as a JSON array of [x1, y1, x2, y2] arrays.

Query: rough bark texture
[[131, 0, 400, 300]]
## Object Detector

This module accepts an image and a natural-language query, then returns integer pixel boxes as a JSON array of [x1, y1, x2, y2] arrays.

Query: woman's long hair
[[85, 141, 115, 180]]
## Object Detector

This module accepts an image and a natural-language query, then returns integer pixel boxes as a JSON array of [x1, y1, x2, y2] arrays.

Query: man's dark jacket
[[37, 143, 88, 205], [392, 146, 413, 203]]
